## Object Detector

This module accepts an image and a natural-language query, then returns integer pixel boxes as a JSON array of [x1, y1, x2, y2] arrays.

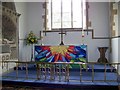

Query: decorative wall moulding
[[2, 6, 21, 17]]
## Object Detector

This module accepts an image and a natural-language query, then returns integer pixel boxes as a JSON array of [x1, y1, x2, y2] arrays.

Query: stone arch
[[2, 2, 20, 42]]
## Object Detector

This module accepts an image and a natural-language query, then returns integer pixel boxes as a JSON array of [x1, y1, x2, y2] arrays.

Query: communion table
[[34, 45, 87, 65]]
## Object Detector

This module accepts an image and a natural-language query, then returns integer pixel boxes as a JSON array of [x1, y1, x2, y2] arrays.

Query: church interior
[[0, 0, 120, 90]]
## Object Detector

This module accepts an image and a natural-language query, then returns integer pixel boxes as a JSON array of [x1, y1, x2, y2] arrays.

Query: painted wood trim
[[111, 36, 120, 38], [42, 29, 111, 39]]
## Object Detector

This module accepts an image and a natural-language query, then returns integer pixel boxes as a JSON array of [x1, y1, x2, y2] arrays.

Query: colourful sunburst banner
[[34, 45, 87, 68]]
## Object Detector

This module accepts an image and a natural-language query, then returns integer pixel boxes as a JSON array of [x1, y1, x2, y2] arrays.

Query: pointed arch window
[[45, 0, 87, 30]]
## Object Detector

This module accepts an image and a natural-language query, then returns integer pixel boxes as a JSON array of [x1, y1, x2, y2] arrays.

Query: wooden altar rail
[[1, 61, 120, 83]]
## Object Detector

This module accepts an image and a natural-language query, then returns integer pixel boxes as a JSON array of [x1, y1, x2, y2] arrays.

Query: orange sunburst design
[[50, 46, 68, 56]]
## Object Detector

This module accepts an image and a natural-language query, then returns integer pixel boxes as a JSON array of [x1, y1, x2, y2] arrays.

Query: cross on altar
[[59, 28, 66, 45]]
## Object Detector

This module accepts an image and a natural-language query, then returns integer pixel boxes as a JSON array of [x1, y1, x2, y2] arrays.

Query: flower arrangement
[[26, 31, 38, 45]]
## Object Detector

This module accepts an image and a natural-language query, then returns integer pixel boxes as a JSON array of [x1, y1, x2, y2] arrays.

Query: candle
[[82, 30, 84, 37]]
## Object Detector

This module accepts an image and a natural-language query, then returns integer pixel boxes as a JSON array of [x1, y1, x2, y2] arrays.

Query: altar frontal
[[34, 45, 87, 68]]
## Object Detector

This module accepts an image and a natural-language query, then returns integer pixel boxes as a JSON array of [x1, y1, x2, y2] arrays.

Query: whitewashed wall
[[118, 2, 120, 36], [15, 2, 27, 61], [88, 2, 110, 37], [16, 2, 110, 62], [15, 2, 44, 61]]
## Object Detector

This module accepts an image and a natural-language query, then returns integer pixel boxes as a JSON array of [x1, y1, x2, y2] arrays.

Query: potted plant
[[26, 31, 38, 45], [26, 31, 38, 61]]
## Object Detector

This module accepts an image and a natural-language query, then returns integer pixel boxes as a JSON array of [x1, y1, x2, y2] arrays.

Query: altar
[[34, 45, 87, 68]]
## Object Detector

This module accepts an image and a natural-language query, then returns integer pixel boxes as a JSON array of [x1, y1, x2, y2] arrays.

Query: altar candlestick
[[82, 30, 85, 37], [40, 31, 41, 39]]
